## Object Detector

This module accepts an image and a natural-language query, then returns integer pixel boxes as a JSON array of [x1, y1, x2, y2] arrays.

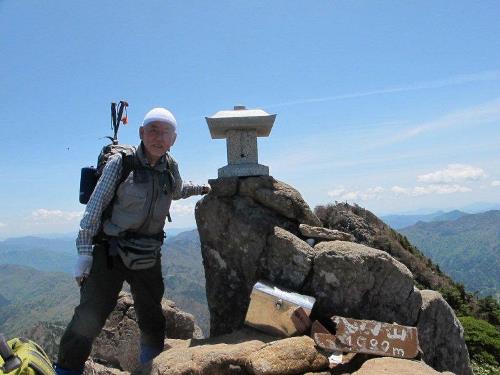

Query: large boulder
[[262, 226, 315, 290], [352, 357, 456, 375], [239, 177, 322, 227], [246, 336, 329, 375], [148, 339, 264, 375], [91, 292, 201, 372], [196, 176, 319, 336], [146, 331, 329, 375], [309, 241, 422, 325], [417, 290, 472, 375]]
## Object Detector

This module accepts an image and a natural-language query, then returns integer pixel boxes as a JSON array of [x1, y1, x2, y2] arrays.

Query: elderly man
[[55, 108, 209, 375]]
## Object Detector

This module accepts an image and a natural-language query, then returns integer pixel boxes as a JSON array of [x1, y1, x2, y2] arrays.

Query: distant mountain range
[[0, 237, 75, 274], [381, 210, 470, 229], [399, 210, 500, 299], [1, 209, 497, 339], [0, 229, 209, 337]]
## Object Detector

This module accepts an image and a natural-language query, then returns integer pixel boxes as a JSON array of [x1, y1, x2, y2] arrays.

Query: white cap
[[142, 107, 177, 130]]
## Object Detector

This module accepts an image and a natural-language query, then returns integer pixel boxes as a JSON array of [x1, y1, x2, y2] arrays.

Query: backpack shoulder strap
[[164, 151, 174, 170], [119, 149, 137, 185], [100, 145, 138, 223], [163, 152, 177, 223]]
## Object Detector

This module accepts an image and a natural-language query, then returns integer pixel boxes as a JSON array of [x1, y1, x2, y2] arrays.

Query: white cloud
[[328, 181, 472, 202], [418, 164, 486, 183], [31, 209, 83, 222], [170, 201, 195, 215], [412, 184, 471, 195], [327, 187, 347, 197], [391, 186, 410, 195], [492, 180, 500, 187], [327, 186, 385, 201], [0, 222, 6, 228]]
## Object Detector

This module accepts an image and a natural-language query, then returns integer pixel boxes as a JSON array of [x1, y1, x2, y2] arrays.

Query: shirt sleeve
[[76, 154, 122, 255], [170, 158, 205, 200]]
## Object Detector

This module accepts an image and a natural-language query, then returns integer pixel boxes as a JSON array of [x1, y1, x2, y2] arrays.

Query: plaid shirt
[[76, 153, 204, 255]]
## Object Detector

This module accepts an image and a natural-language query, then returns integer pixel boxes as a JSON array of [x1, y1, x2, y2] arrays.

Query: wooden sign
[[311, 320, 338, 350], [331, 316, 419, 359]]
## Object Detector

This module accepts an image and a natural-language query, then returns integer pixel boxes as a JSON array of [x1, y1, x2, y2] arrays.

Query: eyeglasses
[[144, 127, 175, 138]]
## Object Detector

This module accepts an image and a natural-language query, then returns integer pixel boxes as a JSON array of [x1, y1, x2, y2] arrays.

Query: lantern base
[[218, 163, 269, 178]]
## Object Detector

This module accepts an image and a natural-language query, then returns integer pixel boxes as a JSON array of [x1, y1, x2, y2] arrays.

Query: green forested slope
[[400, 210, 500, 298], [162, 229, 209, 335], [0, 264, 78, 337], [0, 230, 209, 337]]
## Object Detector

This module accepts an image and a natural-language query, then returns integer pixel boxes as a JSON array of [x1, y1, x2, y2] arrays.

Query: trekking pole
[[0, 334, 21, 373], [109, 100, 129, 144]]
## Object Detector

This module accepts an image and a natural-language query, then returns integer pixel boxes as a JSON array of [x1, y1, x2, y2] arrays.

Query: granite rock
[[246, 336, 329, 375], [417, 290, 472, 375], [262, 226, 315, 290], [352, 357, 456, 375], [239, 177, 322, 227], [91, 292, 201, 372], [299, 223, 355, 242], [310, 240, 422, 325]]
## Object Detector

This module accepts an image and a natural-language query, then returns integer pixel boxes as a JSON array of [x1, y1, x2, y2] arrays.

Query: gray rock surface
[[262, 226, 315, 290], [196, 177, 315, 336], [310, 241, 422, 325], [91, 292, 201, 372], [196, 176, 472, 375], [148, 339, 264, 375], [299, 223, 355, 242], [417, 290, 472, 375], [239, 176, 322, 227], [246, 336, 329, 375], [352, 357, 456, 375], [142, 330, 329, 375], [83, 360, 129, 375]]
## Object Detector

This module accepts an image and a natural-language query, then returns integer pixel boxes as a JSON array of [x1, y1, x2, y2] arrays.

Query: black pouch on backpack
[[79, 166, 98, 204], [79, 144, 136, 205]]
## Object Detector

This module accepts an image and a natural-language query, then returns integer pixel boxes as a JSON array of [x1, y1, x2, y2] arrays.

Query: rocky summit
[[62, 175, 472, 375], [194, 176, 472, 375]]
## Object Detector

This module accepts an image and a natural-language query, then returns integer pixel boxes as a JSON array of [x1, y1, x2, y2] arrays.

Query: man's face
[[139, 121, 177, 159]]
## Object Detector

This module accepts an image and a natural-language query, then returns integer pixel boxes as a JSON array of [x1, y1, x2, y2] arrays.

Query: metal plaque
[[244, 281, 315, 337]]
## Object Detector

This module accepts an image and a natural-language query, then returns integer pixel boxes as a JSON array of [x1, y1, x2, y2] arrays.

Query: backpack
[[79, 144, 136, 205], [0, 335, 55, 375], [79, 143, 176, 222]]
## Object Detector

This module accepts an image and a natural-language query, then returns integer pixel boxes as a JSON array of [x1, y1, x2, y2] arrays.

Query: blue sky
[[1, 0, 499, 237]]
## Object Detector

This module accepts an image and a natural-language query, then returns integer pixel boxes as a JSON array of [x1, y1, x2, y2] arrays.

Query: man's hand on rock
[[201, 184, 211, 195]]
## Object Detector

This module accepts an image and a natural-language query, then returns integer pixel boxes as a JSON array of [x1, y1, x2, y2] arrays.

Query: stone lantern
[[206, 105, 276, 178]]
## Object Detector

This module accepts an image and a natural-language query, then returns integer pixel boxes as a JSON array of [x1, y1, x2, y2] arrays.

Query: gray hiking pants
[[57, 244, 165, 370]]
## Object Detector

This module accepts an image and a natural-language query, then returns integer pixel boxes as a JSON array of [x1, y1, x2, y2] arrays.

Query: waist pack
[[0, 335, 55, 375], [114, 234, 163, 270]]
